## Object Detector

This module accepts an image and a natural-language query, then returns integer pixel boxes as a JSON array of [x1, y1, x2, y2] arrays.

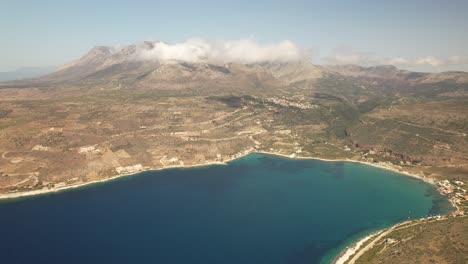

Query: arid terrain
[[352, 216, 467, 264], [1, 42, 467, 262]]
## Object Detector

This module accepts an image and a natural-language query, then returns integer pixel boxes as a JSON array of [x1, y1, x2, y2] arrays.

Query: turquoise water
[[0, 153, 452, 263]]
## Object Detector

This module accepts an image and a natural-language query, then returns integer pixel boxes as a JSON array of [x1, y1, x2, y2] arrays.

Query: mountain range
[[0, 40, 467, 197], [3, 41, 464, 99]]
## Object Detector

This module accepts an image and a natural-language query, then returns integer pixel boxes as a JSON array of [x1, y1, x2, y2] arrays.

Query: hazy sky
[[1, 0, 467, 72]]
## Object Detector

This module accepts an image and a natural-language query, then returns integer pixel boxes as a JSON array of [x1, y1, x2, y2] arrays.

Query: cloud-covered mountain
[[2, 39, 466, 97], [36, 40, 320, 91], [49, 39, 306, 79]]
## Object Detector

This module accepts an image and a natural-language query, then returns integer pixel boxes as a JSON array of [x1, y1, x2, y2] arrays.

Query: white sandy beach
[[332, 232, 379, 264], [256, 151, 435, 185], [0, 150, 436, 200]]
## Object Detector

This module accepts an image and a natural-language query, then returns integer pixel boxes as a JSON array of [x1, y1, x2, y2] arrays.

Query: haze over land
[[0, 66, 56, 82]]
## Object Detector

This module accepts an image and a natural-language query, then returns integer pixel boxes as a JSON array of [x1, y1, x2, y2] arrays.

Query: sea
[[0, 153, 452, 263]]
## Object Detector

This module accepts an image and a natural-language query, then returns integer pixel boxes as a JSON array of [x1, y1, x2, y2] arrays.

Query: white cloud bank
[[411, 55, 468, 67], [109, 40, 466, 70], [322, 47, 468, 68], [133, 39, 306, 63]]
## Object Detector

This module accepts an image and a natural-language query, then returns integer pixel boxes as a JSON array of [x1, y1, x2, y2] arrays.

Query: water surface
[[0, 153, 452, 263]]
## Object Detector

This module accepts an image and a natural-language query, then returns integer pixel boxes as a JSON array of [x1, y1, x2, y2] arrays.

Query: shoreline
[[0, 150, 438, 200], [0, 160, 230, 201], [255, 151, 436, 185], [331, 231, 381, 264], [330, 216, 452, 264], [0, 150, 456, 264]]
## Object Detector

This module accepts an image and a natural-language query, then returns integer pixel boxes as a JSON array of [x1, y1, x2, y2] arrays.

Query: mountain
[[42, 43, 322, 83], [0, 41, 467, 197], [2, 41, 465, 92], [7, 42, 317, 96], [0, 41, 461, 99], [6, 42, 459, 100], [322, 64, 468, 84], [1, 41, 467, 264], [319, 64, 468, 97], [2, 42, 467, 109]]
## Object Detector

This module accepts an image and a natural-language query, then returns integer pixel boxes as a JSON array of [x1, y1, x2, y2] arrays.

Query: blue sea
[[0, 153, 452, 263]]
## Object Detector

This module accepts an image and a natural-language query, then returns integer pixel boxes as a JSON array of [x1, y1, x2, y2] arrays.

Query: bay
[[0, 153, 452, 263]]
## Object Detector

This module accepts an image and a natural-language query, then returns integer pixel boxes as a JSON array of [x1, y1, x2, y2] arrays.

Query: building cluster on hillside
[[437, 180, 467, 216], [115, 164, 143, 174], [228, 147, 256, 160], [264, 97, 318, 110], [78, 145, 101, 154], [437, 180, 455, 195]]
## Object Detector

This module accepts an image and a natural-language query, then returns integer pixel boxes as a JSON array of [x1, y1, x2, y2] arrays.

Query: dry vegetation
[[355, 217, 468, 264], [0, 58, 467, 263]]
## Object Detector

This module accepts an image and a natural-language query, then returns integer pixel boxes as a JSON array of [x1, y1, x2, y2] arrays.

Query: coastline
[[0, 160, 230, 201], [0, 150, 456, 263], [0, 150, 437, 201], [329, 215, 454, 264], [255, 151, 436, 185], [331, 231, 380, 264]]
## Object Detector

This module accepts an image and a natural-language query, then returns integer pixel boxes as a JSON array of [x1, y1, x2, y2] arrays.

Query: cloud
[[412, 56, 468, 67], [322, 46, 468, 68], [322, 46, 379, 66], [446, 55, 468, 65], [385, 57, 409, 66], [136, 39, 212, 63], [415, 56, 443, 66], [134, 38, 306, 63]]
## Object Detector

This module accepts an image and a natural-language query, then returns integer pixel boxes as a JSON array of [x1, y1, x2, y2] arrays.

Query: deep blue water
[[0, 153, 452, 264]]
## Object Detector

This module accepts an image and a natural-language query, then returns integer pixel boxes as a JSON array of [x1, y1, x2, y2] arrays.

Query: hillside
[[1, 42, 467, 263], [0, 43, 466, 194], [0, 42, 467, 194]]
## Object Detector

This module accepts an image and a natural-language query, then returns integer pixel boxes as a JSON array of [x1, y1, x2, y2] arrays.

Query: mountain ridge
[[2, 41, 467, 90]]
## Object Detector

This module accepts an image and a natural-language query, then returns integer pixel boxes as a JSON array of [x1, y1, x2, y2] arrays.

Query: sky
[[1, 0, 467, 72]]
